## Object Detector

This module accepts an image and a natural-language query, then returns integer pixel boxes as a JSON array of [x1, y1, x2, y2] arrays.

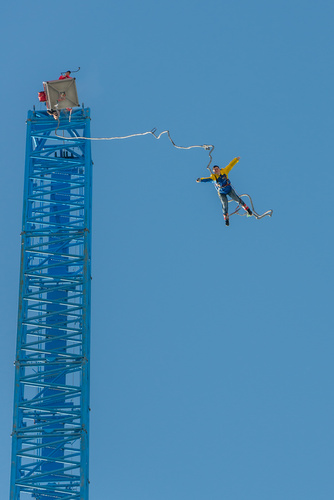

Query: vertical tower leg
[[10, 109, 92, 500]]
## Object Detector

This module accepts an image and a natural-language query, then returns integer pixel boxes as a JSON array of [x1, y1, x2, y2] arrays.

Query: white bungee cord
[[54, 117, 272, 219], [55, 119, 215, 173]]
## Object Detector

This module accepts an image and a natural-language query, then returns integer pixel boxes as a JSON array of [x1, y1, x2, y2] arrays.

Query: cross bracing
[[10, 109, 92, 500]]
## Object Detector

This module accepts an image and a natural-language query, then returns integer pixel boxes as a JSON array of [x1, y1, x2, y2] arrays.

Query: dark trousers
[[218, 188, 245, 215]]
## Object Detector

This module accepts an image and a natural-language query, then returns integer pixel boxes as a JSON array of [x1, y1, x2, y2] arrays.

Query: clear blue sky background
[[1, 1, 333, 499]]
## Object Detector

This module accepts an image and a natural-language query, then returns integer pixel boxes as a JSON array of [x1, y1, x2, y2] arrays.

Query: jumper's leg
[[229, 188, 253, 215]]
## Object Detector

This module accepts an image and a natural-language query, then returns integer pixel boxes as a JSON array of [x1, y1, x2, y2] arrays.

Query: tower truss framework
[[10, 109, 92, 500]]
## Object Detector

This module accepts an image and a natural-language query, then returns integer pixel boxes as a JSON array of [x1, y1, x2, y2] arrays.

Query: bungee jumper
[[196, 157, 253, 226]]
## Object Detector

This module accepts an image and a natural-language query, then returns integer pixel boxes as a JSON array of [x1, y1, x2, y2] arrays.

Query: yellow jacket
[[199, 157, 240, 182], [198, 157, 240, 194]]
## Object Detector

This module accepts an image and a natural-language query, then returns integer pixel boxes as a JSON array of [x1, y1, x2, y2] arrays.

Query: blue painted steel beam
[[10, 109, 92, 500]]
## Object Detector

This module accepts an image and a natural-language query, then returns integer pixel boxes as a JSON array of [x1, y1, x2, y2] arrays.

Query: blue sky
[[1, 1, 333, 499]]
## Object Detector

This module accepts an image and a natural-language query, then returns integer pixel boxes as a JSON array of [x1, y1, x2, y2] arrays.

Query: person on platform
[[59, 70, 72, 80]]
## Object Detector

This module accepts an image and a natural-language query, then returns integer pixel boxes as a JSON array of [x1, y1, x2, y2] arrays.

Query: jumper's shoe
[[243, 205, 252, 216], [224, 214, 230, 226]]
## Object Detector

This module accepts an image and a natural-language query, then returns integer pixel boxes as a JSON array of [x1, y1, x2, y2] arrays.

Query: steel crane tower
[[10, 108, 92, 500]]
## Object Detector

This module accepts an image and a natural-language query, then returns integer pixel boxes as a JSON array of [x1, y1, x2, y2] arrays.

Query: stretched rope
[[54, 119, 215, 172]]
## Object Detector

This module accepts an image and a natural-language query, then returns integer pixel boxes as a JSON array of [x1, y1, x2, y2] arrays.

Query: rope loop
[[229, 192, 273, 219]]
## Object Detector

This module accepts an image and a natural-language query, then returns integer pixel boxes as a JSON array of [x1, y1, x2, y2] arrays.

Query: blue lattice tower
[[10, 108, 92, 500]]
